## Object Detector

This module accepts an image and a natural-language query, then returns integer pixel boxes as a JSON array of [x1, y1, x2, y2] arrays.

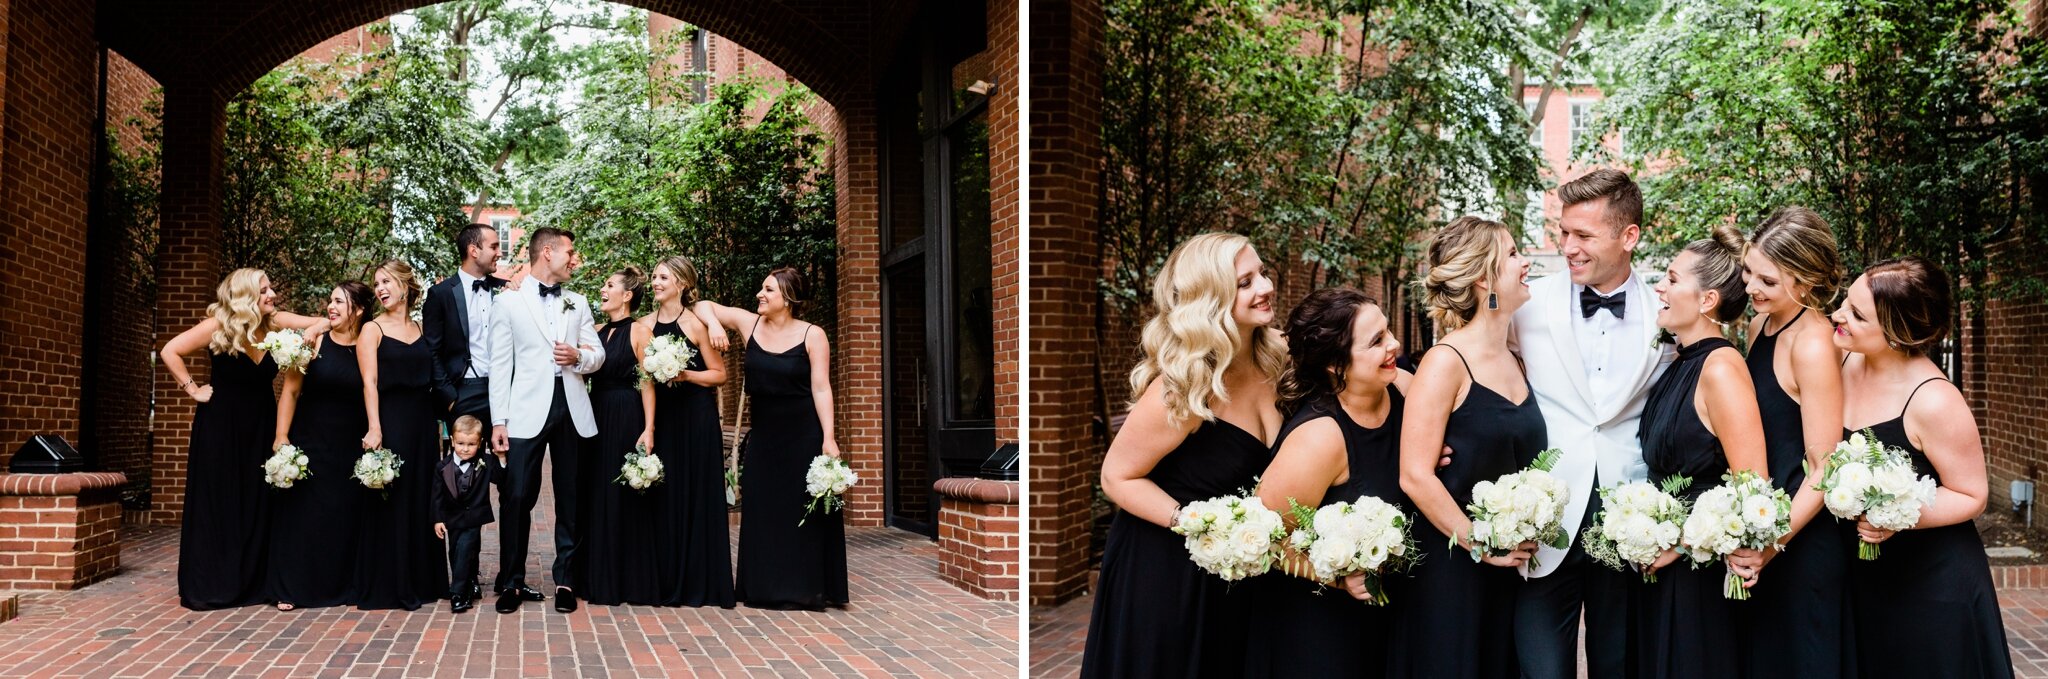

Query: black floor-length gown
[[352, 331, 444, 610], [1742, 311, 1854, 677], [179, 350, 279, 610], [1080, 419, 1269, 679], [734, 324, 848, 610], [1633, 337, 1742, 679], [654, 318, 735, 607], [578, 318, 662, 606], [1388, 346, 1545, 679], [269, 338, 367, 609], [1845, 378, 2014, 679], [1244, 389, 1408, 678]]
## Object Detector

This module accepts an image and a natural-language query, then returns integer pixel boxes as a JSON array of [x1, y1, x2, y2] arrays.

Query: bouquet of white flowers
[[1581, 475, 1692, 582], [258, 329, 316, 373], [1812, 429, 1938, 560], [638, 335, 697, 387], [725, 463, 742, 506], [1680, 469, 1793, 599], [802, 455, 856, 525], [617, 444, 664, 492], [352, 448, 402, 497], [1464, 448, 1571, 568], [1173, 493, 1288, 582], [1284, 496, 1416, 604], [262, 444, 311, 489]]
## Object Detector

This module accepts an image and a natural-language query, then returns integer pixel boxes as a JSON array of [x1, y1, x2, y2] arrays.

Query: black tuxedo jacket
[[430, 454, 501, 531], [422, 274, 498, 406]]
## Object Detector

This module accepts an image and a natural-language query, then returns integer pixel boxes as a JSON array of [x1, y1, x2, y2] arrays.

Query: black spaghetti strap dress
[[1632, 337, 1741, 679], [1389, 345, 1546, 679], [1080, 418, 1270, 678], [1845, 378, 2013, 679], [1741, 310, 1854, 677], [577, 318, 661, 606], [734, 324, 848, 610], [268, 338, 366, 609], [1244, 389, 1408, 678], [654, 317, 735, 607], [352, 330, 444, 610], [178, 350, 279, 610]]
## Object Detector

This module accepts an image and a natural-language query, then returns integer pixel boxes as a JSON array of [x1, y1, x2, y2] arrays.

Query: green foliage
[[101, 96, 163, 300], [1593, 0, 2048, 302]]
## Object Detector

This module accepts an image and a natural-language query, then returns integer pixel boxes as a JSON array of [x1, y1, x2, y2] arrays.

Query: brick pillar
[[989, 0, 1021, 447], [147, 83, 226, 525], [0, 0, 96, 468], [1027, 0, 1105, 606], [831, 96, 886, 527], [0, 472, 126, 590], [934, 477, 1019, 600]]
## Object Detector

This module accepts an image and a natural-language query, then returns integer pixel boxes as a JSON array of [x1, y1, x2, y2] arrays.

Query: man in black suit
[[432, 416, 501, 614], [424, 224, 504, 430]]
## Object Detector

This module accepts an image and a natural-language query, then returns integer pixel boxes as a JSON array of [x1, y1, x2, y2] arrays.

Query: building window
[[1569, 102, 1592, 156], [490, 216, 513, 264]]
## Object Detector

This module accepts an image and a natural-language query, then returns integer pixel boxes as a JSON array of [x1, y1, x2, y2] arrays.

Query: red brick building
[[0, 0, 1018, 599]]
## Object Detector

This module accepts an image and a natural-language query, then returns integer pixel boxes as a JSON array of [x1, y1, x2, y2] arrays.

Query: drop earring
[[1487, 293, 1499, 310]]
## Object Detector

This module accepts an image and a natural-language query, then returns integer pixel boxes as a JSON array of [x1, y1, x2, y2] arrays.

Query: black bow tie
[[1580, 287, 1626, 319], [471, 278, 501, 293], [537, 282, 562, 298]]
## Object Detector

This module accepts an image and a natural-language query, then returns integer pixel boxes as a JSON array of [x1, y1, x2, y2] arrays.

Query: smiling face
[[1829, 275, 1887, 355], [1229, 245, 1276, 329], [756, 275, 787, 316], [324, 286, 355, 326], [256, 274, 279, 315], [469, 229, 502, 275], [1559, 198, 1640, 291], [1484, 230, 1533, 315], [1654, 251, 1713, 332], [650, 264, 681, 305], [598, 274, 630, 316], [537, 236, 577, 281], [372, 269, 403, 313], [1742, 246, 1804, 318], [1341, 303, 1402, 392]]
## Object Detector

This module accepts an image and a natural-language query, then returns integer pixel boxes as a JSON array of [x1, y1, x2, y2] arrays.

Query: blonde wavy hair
[[207, 268, 273, 355], [1129, 233, 1288, 427], [1422, 216, 1513, 332]]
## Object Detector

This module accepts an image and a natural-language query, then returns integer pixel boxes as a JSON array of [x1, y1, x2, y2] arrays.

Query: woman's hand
[[1477, 539, 1539, 569], [636, 430, 654, 453], [1339, 572, 1375, 602], [361, 428, 382, 450], [272, 436, 290, 452], [187, 383, 214, 403], [1726, 544, 1778, 587], [1856, 516, 1896, 545], [1646, 548, 1682, 578], [823, 439, 843, 460]]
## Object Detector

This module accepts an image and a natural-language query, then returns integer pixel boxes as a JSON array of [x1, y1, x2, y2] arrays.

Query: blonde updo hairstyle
[[207, 268, 273, 355], [1745, 205, 1844, 312], [1683, 224, 1752, 324], [655, 255, 701, 305], [1422, 216, 1514, 332], [373, 259, 424, 314], [1129, 233, 1288, 427]]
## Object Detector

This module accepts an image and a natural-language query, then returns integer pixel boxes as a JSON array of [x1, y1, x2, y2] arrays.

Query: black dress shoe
[[495, 591, 521, 614], [451, 596, 473, 614], [495, 584, 547, 601], [554, 588, 577, 613]]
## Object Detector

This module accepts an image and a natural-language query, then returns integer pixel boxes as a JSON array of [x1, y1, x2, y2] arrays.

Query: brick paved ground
[[1031, 585, 2048, 677], [0, 471, 1018, 677]]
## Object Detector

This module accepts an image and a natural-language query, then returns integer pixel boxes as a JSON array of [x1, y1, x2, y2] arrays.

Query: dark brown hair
[[456, 223, 495, 263], [1682, 225, 1750, 324], [768, 266, 806, 316], [612, 265, 647, 315], [334, 280, 374, 334], [1558, 168, 1644, 236], [1865, 256, 1950, 356], [1280, 287, 1380, 411], [529, 227, 574, 260]]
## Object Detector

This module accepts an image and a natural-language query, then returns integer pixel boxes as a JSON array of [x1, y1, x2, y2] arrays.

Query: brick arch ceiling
[[96, 0, 867, 108]]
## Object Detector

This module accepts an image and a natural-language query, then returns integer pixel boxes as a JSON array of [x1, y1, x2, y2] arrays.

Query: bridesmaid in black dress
[[353, 261, 445, 611], [1726, 208, 1854, 677], [1245, 288, 1410, 678], [1079, 233, 1285, 678], [1633, 227, 1771, 679], [1833, 258, 2013, 678], [270, 282, 381, 611], [159, 268, 328, 610], [649, 257, 735, 608], [578, 266, 660, 606], [1393, 217, 1544, 679], [696, 267, 847, 610]]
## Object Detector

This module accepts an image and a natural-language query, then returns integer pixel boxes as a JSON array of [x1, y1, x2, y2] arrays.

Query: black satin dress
[[352, 330, 445, 610], [1389, 345, 1546, 679], [577, 318, 661, 606], [178, 350, 278, 610], [269, 338, 366, 608], [1741, 310, 1853, 677], [734, 325, 848, 610], [654, 318, 735, 607], [1081, 418, 1270, 678], [1633, 337, 1741, 679], [1244, 390, 1408, 678], [1845, 378, 2014, 679]]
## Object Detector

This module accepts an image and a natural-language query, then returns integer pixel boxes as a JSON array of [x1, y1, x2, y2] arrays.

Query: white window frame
[[1569, 100, 1594, 156], [490, 216, 514, 265]]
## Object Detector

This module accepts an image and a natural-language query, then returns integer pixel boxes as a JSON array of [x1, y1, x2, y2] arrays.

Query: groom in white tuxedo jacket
[[1510, 170, 1675, 679], [487, 227, 605, 614]]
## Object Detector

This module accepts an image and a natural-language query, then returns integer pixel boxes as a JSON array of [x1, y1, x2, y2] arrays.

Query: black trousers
[[447, 525, 482, 597], [496, 378, 581, 591], [1515, 479, 1633, 679], [448, 376, 491, 428]]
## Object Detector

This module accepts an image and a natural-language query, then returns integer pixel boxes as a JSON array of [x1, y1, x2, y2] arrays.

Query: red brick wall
[[1966, 237, 2048, 527], [989, 0, 1021, 447], [831, 97, 887, 527], [935, 478, 1019, 601], [0, 0, 96, 468], [84, 51, 160, 506], [0, 492, 123, 590], [146, 85, 226, 525], [1027, 0, 1104, 606]]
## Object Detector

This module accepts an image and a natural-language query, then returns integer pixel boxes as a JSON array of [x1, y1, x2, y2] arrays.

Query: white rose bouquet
[[1464, 448, 1571, 568], [1284, 496, 1416, 604], [262, 444, 311, 489], [638, 335, 697, 387], [258, 329, 316, 373], [1680, 469, 1792, 599], [802, 455, 857, 525], [1172, 493, 1288, 582], [617, 444, 664, 492], [1581, 475, 1691, 582], [1812, 429, 1938, 560], [352, 448, 403, 497]]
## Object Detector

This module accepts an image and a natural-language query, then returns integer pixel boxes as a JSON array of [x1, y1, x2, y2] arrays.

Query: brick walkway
[[1031, 584, 2048, 677], [0, 472, 1017, 678]]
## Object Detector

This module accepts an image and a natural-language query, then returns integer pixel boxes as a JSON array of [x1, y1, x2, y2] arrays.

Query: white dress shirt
[[1573, 276, 1642, 415], [456, 269, 493, 378]]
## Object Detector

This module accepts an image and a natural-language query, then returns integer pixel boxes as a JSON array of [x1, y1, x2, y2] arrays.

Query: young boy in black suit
[[432, 415, 501, 613]]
